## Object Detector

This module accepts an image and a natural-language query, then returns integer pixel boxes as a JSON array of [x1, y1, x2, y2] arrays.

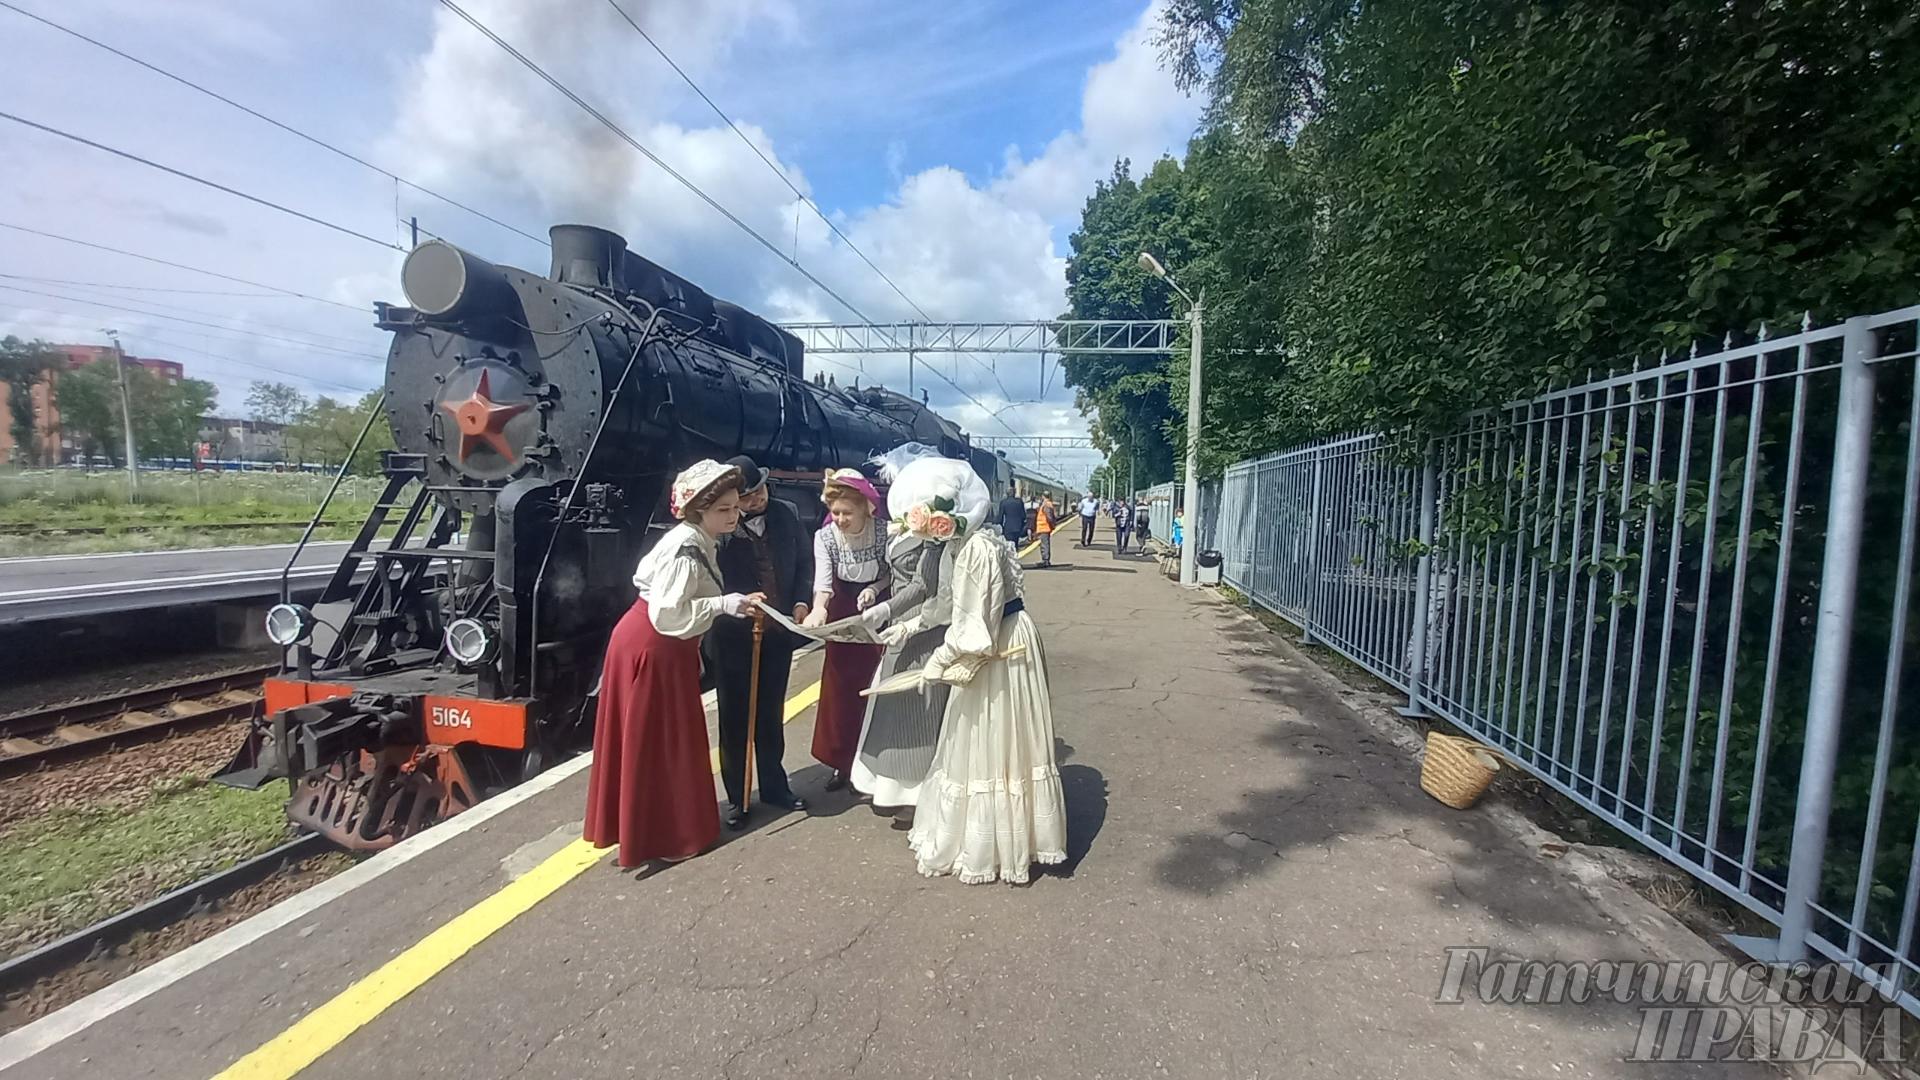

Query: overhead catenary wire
[[131, 332, 377, 396], [437, 0, 1025, 439], [0, 111, 403, 252], [0, 284, 385, 361], [601, 0, 1012, 400], [0, 0, 549, 251], [0, 221, 367, 312], [0, 275, 378, 349], [0, 310, 376, 395], [0, 273, 278, 299]]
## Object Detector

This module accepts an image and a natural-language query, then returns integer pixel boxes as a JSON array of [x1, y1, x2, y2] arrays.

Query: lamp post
[[1138, 252, 1203, 586], [100, 328, 138, 501]]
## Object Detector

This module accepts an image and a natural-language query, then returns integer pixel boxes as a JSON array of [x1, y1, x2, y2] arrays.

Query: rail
[[0, 664, 274, 775], [0, 833, 328, 990]]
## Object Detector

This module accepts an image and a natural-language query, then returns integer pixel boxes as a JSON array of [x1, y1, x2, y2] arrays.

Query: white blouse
[[812, 521, 887, 592], [632, 521, 741, 639], [898, 529, 1023, 672]]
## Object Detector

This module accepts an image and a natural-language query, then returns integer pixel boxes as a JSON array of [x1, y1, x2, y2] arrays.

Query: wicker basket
[[1420, 732, 1502, 810]]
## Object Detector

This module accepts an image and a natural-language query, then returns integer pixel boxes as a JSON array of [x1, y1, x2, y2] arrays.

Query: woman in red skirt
[[584, 460, 765, 867], [802, 468, 889, 789]]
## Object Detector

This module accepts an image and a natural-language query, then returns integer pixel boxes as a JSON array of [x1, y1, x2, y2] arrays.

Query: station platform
[[0, 542, 362, 624], [0, 540, 1763, 1079]]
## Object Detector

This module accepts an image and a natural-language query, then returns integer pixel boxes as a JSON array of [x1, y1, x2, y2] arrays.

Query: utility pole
[[101, 329, 138, 501], [1179, 296, 1204, 586], [1128, 425, 1136, 501]]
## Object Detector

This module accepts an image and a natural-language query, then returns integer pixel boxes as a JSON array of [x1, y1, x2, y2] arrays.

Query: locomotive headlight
[[402, 239, 510, 320], [444, 618, 498, 666], [264, 603, 315, 646]]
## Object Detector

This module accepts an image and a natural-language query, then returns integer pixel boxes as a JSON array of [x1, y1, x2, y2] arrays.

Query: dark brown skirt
[[813, 576, 883, 774]]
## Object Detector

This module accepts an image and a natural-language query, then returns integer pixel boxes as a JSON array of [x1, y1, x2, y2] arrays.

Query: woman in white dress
[[879, 459, 1068, 884]]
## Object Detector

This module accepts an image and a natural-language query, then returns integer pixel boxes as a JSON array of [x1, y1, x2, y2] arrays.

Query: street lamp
[[1139, 251, 1203, 586], [100, 328, 138, 501]]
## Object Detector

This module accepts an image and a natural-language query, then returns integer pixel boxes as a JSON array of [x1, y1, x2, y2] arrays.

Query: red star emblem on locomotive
[[441, 369, 530, 462]]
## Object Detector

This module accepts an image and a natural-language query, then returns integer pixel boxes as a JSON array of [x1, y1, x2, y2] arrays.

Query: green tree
[[1147, 0, 1920, 445], [54, 359, 122, 466], [132, 373, 217, 460], [0, 337, 58, 465], [245, 381, 309, 425], [1059, 158, 1199, 487], [289, 391, 393, 474]]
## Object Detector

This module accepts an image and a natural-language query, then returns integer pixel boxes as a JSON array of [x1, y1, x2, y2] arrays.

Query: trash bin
[[1195, 548, 1223, 585]]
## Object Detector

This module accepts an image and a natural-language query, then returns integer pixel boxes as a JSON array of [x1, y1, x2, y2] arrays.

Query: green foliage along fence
[[1201, 307, 1920, 1011]]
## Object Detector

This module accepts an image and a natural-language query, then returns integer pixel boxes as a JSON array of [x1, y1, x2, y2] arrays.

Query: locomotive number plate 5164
[[421, 694, 529, 750]]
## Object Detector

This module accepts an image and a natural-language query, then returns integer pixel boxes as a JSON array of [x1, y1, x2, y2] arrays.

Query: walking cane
[[743, 608, 765, 813]]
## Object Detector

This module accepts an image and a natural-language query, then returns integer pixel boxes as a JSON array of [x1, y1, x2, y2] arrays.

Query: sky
[[0, 0, 1201, 486]]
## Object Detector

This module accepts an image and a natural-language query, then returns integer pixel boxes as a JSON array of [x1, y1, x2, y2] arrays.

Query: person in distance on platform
[[997, 484, 1028, 547], [877, 459, 1067, 884], [584, 460, 762, 868], [1133, 498, 1151, 552], [1111, 497, 1133, 555], [1034, 493, 1056, 567], [707, 456, 811, 830], [1077, 492, 1100, 546], [851, 450, 956, 825], [803, 467, 890, 790]]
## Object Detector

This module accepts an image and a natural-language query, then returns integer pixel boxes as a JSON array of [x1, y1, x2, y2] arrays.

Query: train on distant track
[[217, 224, 1077, 850]]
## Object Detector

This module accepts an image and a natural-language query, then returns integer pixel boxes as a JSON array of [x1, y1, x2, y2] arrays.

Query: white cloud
[[993, 2, 1201, 222], [378, 0, 1194, 485]]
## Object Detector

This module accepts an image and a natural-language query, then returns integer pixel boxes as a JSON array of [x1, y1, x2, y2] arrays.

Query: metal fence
[[1200, 308, 1920, 1012], [1141, 481, 1179, 545]]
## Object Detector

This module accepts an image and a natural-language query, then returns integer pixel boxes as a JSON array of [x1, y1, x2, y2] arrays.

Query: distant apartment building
[[197, 416, 288, 463], [0, 344, 188, 464]]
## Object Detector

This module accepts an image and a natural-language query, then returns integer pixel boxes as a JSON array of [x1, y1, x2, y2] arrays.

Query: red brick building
[[0, 344, 187, 464]]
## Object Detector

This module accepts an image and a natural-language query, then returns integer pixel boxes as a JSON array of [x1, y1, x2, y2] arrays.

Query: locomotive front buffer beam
[[216, 677, 535, 851]]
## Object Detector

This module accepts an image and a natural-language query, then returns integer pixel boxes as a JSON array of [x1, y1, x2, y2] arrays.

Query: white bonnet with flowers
[[668, 458, 740, 520], [886, 456, 989, 543]]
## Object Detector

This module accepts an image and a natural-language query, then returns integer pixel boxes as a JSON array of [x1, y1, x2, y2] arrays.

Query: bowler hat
[[725, 455, 767, 493]]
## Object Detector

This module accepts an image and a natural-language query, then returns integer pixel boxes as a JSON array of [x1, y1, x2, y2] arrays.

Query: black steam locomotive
[[218, 225, 1024, 850]]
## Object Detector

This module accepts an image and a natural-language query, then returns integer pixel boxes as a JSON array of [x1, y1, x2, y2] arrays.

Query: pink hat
[[822, 467, 882, 516]]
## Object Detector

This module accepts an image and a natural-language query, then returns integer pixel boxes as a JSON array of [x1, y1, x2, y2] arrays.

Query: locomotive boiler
[[218, 224, 1002, 850]]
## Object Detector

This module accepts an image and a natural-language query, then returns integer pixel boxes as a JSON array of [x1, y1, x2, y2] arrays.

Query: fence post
[[1397, 448, 1439, 718], [1301, 446, 1325, 643], [1248, 462, 1262, 601], [1735, 316, 1877, 964]]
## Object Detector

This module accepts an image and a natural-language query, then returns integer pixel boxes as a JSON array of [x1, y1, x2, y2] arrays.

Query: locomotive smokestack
[[549, 225, 628, 291]]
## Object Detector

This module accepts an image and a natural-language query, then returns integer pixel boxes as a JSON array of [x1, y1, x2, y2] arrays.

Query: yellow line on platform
[[214, 677, 823, 1080], [1019, 538, 1040, 558]]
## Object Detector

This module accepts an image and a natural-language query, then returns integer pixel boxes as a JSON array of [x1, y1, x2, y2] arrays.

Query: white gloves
[[877, 621, 913, 648], [919, 652, 986, 686], [859, 602, 893, 630], [720, 593, 753, 617]]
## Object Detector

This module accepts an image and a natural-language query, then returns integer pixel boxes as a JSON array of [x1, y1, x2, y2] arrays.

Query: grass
[[0, 777, 291, 955], [1215, 584, 1395, 693], [0, 468, 383, 555]]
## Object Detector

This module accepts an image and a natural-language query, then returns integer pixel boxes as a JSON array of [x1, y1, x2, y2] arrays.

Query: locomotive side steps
[[0, 544, 1776, 1080]]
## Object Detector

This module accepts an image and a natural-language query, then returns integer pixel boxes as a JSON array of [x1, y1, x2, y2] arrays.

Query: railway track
[[0, 664, 276, 776], [0, 833, 330, 994]]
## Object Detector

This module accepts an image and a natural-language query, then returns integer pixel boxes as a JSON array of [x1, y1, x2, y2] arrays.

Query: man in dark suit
[[997, 485, 1028, 545], [708, 456, 811, 828]]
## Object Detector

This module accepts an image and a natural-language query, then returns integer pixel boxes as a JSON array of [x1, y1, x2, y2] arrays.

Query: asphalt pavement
[[1, 540, 1790, 1079], [0, 542, 356, 623]]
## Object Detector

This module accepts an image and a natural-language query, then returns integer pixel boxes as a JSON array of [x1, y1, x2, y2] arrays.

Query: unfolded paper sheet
[[756, 604, 882, 645]]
